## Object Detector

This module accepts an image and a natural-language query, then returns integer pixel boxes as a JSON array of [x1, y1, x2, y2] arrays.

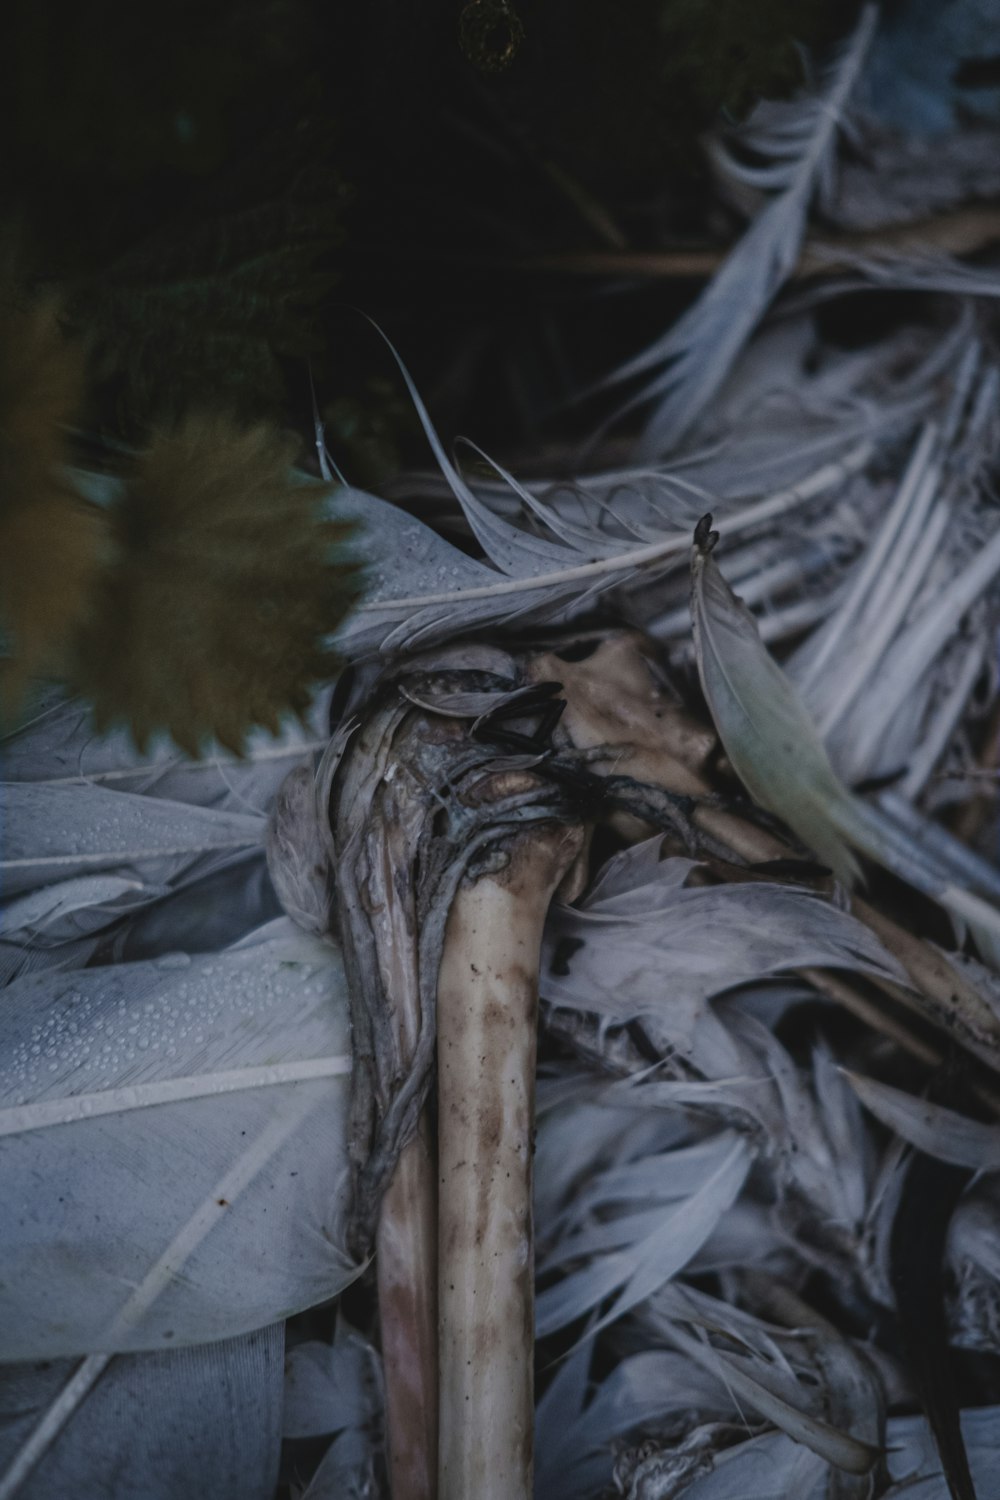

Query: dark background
[[1, 0, 852, 478]]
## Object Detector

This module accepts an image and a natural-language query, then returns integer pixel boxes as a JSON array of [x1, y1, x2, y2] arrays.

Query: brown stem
[[853, 900, 1000, 1075], [363, 759, 443, 1500], [476, 206, 1000, 279], [802, 968, 942, 1069], [377, 1119, 438, 1500], [436, 823, 583, 1500]]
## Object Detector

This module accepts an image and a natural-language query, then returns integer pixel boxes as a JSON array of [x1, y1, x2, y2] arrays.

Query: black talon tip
[[694, 513, 719, 553]]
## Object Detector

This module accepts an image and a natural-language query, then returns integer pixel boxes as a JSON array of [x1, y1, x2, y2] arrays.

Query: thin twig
[[407, 204, 1000, 284]]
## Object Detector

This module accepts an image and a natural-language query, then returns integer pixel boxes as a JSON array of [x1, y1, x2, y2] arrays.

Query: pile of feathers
[[5, 4, 1000, 1497]]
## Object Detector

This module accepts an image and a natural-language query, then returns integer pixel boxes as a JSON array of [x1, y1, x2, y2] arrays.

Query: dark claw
[[694, 512, 719, 554], [471, 680, 567, 754]]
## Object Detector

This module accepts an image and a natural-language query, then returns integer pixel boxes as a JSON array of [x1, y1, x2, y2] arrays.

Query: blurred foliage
[[2, 0, 347, 431], [1, 0, 848, 438], [71, 416, 358, 755], [0, 277, 102, 714], [0, 0, 848, 751], [474, 0, 831, 195], [78, 168, 350, 429], [661, 0, 827, 121], [323, 378, 418, 489]]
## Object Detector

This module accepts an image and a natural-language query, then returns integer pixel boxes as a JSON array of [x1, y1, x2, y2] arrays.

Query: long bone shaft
[[437, 819, 584, 1500]]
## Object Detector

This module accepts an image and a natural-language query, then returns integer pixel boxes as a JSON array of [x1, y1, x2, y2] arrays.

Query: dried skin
[[313, 651, 585, 1500], [528, 631, 715, 795]]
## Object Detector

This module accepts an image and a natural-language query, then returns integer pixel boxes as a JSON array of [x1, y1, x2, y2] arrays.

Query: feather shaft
[[0, 1357, 110, 1500], [0, 1056, 350, 1136]]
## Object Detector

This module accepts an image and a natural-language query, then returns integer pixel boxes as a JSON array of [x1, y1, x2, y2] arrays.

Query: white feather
[[821, 251, 1000, 302], [298, 1428, 377, 1500], [0, 1329, 284, 1500], [333, 472, 848, 661], [535, 1326, 1000, 1499], [1, 687, 330, 817], [691, 535, 1000, 958], [692, 535, 862, 884], [642, 1284, 883, 1474], [110, 853, 281, 963], [844, 517, 1000, 782], [535, 1347, 736, 1500], [643, 1409, 1000, 1500], [845, 1070, 1000, 1169], [786, 357, 1000, 788], [541, 1135, 753, 1267], [654, 1432, 828, 1500], [534, 1087, 691, 1249], [0, 876, 153, 945], [1, 782, 264, 899], [0, 919, 357, 1362], [0, 765, 271, 974], [598, 7, 877, 456], [330, 331, 881, 661], [789, 418, 944, 719], [881, 1408, 1000, 1498], [280, 1325, 382, 1500], [535, 1131, 752, 1338], [657, 1322, 877, 1475], [542, 841, 903, 1063], [282, 1329, 381, 1441]]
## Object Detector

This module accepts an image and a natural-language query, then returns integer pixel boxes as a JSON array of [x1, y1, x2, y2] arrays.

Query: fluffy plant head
[[0, 287, 102, 713], [71, 413, 358, 755]]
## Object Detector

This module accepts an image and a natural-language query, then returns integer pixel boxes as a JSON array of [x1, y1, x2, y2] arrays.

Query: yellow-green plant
[[1, 276, 358, 753], [71, 414, 358, 755], [0, 290, 102, 710]]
